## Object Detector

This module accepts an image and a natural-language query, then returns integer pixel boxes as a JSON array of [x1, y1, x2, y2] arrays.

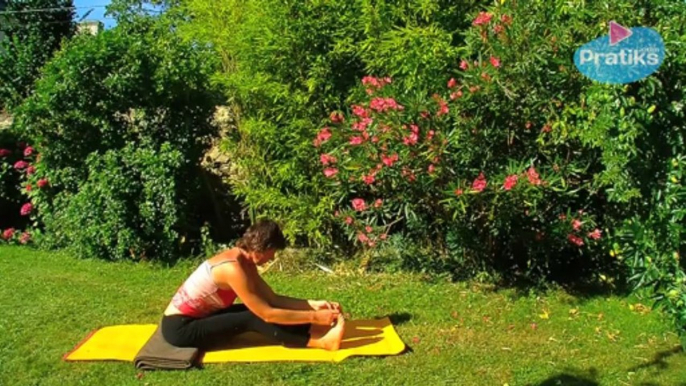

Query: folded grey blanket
[[134, 327, 199, 370]]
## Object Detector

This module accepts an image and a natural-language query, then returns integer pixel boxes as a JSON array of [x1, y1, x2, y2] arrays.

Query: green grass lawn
[[1, 245, 685, 386]]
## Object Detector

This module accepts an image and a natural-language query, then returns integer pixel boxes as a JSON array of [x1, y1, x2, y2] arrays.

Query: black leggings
[[160, 304, 311, 350]]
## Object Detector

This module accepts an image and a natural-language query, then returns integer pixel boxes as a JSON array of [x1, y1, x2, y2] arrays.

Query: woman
[[161, 220, 345, 351]]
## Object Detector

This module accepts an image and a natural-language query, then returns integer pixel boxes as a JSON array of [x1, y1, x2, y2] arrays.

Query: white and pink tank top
[[171, 260, 238, 318]]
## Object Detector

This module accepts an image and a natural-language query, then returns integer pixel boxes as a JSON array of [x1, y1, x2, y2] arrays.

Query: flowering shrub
[[317, 72, 607, 280], [0, 131, 39, 245], [13, 19, 219, 261]]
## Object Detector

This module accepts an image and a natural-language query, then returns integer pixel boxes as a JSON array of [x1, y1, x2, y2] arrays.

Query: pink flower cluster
[[313, 127, 332, 147], [362, 76, 392, 95], [563, 210, 602, 247], [472, 12, 493, 26], [344, 198, 387, 247], [369, 97, 404, 113], [1, 142, 47, 225]]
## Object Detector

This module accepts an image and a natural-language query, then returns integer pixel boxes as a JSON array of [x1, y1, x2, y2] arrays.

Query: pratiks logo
[[574, 21, 665, 84]]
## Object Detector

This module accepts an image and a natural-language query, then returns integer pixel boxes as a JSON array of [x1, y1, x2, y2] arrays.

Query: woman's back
[[164, 252, 239, 317]]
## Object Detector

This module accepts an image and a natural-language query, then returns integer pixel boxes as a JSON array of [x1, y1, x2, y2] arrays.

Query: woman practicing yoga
[[161, 219, 345, 351]]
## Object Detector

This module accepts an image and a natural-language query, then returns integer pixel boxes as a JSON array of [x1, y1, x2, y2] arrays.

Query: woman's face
[[252, 249, 276, 266]]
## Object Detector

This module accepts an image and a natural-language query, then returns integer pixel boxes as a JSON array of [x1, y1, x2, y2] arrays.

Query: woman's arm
[[254, 273, 312, 310], [216, 261, 338, 325]]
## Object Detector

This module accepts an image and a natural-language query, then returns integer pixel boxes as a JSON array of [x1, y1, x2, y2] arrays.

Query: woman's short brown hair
[[235, 219, 287, 252]]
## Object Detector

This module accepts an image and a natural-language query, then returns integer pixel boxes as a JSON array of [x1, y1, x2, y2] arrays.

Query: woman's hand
[[312, 309, 341, 326], [308, 300, 342, 312]]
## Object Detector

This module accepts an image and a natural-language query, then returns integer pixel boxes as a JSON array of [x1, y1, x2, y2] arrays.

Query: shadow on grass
[[533, 368, 599, 386], [535, 374, 598, 386], [627, 345, 684, 373], [489, 269, 632, 303], [387, 312, 412, 326]]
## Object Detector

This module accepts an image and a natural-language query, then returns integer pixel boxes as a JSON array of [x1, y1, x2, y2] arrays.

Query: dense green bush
[[181, 0, 686, 290], [0, 0, 75, 110], [179, 0, 482, 245], [15, 17, 220, 261]]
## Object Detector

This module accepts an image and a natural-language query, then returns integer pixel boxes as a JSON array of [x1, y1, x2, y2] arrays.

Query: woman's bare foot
[[308, 314, 345, 351]]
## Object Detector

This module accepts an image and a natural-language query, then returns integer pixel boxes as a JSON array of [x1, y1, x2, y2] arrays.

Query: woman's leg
[[162, 304, 312, 350]]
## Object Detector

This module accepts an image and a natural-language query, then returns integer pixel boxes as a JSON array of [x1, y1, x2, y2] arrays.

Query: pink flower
[[455, 188, 464, 196], [460, 60, 469, 71], [365, 226, 373, 233], [2, 228, 15, 240], [316, 127, 332, 146], [19, 232, 30, 244], [371, 136, 379, 143], [503, 174, 518, 191], [26, 166, 36, 175], [428, 164, 436, 174], [501, 14, 512, 25], [448, 78, 457, 89], [374, 199, 383, 208], [0, 149, 11, 157], [14, 160, 28, 170], [362, 76, 382, 89], [472, 172, 487, 192], [320, 153, 337, 165], [572, 219, 582, 231], [436, 99, 449, 116], [427, 130, 435, 141], [25, 184, 32, 192], [489, 56, 501, 68], [494, 24, 504, 34], [358, 233, 369, 243], [527, 167, 542, 185], [473, 11, 493, 26], [352, 198, 367, 212], [403, 132, 419, 146], [37, 179, 49, 189], [542, 124, 552, 133], [588, 229, 602, 240], [345, 216, 354, 225], [352, 105, 368, 118], [420, 111, 431, 119], [568, 234, 584, 247], [362, 174, 375, 185], [23, 146, 34, 157], [330, 112, 344, 124], [20, 203, 33, 216], [334, 210, 340, 217], [370, 97, 403, 113], [349, 136, 364, 145], [352, 117, 373, 131], [469, 86, 480, 93], [380, 233, 387, 240], [450, 90, 463, 100], [323, 168, 338, 178], [525, 121, 532, 129]]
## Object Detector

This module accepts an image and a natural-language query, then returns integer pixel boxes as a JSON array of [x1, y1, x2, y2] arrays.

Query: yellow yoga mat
[[64, 317, 405, 363]]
